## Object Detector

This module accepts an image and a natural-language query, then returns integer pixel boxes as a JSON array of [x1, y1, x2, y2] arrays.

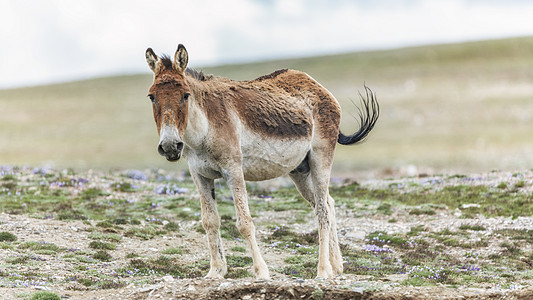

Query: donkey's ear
[[173, 44, 188, 73], [146, 48, 159, 73]]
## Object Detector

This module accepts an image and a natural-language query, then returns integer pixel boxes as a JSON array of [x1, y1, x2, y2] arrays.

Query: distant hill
[[1, 36, 532, 175]]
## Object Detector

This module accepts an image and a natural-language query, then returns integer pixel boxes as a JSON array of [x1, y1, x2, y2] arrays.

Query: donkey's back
[[210, 68, 342, 181]]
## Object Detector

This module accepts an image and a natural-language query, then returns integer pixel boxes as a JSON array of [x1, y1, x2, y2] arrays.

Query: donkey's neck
[[183, 86, 209, 150]]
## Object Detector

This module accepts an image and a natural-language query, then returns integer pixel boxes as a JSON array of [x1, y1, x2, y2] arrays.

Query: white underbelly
[[241, 133, 311, 181]]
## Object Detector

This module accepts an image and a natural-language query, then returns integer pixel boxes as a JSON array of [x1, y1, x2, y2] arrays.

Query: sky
[[1, 0, 533, 88]]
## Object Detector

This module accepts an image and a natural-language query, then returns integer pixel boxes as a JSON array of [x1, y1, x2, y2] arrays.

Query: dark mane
[[186, 68, 212, 81], [253, 69, 288, 81], [159, 54, 212, 81], [160, 55, 173, 70]]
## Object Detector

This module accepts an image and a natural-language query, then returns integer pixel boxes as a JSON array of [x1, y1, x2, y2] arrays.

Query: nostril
[[158, 144, 166, 156], [176, 142, 184, 152]]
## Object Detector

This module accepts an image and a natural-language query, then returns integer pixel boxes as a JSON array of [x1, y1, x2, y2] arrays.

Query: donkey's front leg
[[224, 168, 270, 280], [190, 171, 227, 279]]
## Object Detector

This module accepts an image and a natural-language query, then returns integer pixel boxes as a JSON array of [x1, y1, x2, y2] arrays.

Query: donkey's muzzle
[[158, 140, 184, 162]]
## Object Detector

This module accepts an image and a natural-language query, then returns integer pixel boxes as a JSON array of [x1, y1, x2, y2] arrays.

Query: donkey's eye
[[148, 94, 155, 102], [182, 93, 190, 102]]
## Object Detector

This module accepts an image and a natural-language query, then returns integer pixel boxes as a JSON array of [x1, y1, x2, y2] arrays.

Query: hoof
[[332, 263, 343, 276], [253, 260, 270, 280], [316, 266, 334, 279], [255, 271, 270, 280], [316, 264, 333, 278]]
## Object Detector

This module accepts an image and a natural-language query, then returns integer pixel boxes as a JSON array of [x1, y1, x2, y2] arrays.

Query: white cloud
[[0, 0, 533, 88]]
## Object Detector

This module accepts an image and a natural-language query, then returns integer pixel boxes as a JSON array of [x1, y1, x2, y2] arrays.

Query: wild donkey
[[145, 44, 379, 279]]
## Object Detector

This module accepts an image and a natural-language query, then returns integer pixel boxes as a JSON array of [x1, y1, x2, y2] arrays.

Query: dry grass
[[1, 37, 532, 174]]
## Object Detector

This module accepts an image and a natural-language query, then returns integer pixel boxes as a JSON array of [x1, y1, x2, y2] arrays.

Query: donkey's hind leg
[[327, 194, 343, 275], [289, 172, 343, 276], [190, 171, 227, 279], [289, 153, 343, 277]]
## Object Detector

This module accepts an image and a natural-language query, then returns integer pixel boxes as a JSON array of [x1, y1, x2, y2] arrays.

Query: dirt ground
[[1, 168, 532, 299]]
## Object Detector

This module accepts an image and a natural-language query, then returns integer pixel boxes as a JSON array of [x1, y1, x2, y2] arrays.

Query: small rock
[[345, 231, 366, 240], [162, 275, 174, 283], [71, 226, 78, 232], [218, 282, 232, 290], [187, 285, 196, 292], [461, 203, 481, 209], [384, 274, 408, 282], [287, 288, 295, 297], [139, 284, 161, 293]]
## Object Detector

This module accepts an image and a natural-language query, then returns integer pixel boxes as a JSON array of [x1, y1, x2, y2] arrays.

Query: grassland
[[0, 166, 532, 299], [1, 37, 532, 175]]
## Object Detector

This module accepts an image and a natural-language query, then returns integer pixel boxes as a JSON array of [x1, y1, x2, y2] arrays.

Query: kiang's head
[[145, 44, 191, 161]]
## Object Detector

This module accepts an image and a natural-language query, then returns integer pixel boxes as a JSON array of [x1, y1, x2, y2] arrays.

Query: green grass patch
[[376, 202, 393, 215], [220, 221, 241, 240], [125, 252, 140, 259], [281, 255, 318, 278], [161, 247, 183, 255], [111, 182, 137, 192], [500, 242, 522, 257], [88, 241, 116, 250], [514, 181, 526, 188], [163, 221, 180, 232], [330, 184, 533, 218], [88, 232, 122, 243], [227, 268, 253, 279], [119, 256, 209, 278], [0, 231, 17, 242], [343, 249, 406, 278], [494, 229, 533, 243], [80, 187, 108, 200], [264, 226, 319, 254], [0, 242, 14, 250], [18, 241, 60, 254], [407, 225, 426, 237], [31, 291, 61, 300], [6, 254, 46, 264], [93, 250, 113, 261], [124, 225, 160, 240], [69, 276, 126, 290], [227, 255, 253, 268], [459, 224, 486, 231], [230, 246, 247, 253], [366, 231, 408, 247], [496, 182, 508, 189], [409, 207, 436, 215]]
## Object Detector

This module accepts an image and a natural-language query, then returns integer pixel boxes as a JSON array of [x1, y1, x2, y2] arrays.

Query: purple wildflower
[[127, 170, 148, 181], [155, 184, 188, 195], [365, 244, 393, 253]]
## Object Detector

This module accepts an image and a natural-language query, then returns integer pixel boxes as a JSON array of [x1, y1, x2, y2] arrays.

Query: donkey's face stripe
[[144, 44, 379, 280]]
